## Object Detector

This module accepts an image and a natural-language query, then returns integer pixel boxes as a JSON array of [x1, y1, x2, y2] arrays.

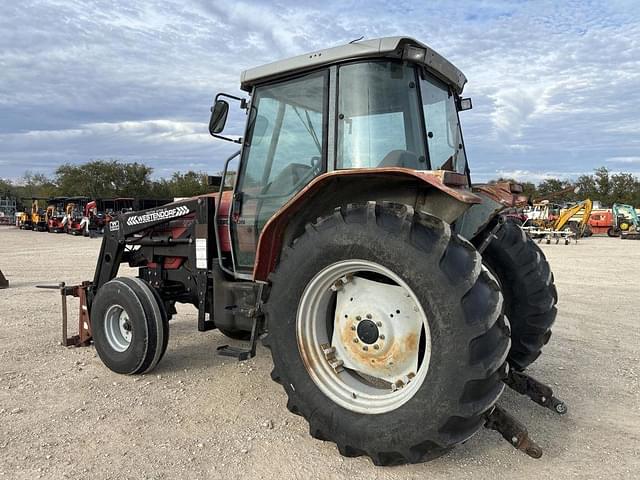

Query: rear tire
[[264, 202, 510, 465], [478, 220, 557, 371], [92, 277, 169, 374]]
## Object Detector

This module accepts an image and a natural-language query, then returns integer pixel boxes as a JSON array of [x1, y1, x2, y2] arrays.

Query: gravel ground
[[0, 227, 639, 479]]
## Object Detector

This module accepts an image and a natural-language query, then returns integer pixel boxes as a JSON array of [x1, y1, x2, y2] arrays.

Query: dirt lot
[[0, 227, 638, 479]]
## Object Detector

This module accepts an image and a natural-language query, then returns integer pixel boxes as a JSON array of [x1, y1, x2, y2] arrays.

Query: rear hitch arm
[[484, 405, 543, 459], [504, 370, 568, 415]]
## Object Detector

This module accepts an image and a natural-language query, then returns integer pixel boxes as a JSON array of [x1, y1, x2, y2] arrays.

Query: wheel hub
[[104, 304, 133, 352], [356, 319, 379, 344]]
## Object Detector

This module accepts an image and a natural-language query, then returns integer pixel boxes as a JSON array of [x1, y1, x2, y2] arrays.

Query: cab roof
[[240, 36, 467, 94]]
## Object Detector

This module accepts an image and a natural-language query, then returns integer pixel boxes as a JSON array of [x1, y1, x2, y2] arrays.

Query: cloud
[[1, 0, 639, 182], [606, 156, 640, 164]]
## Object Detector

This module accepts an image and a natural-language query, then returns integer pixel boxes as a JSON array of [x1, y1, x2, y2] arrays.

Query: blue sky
[[1, 0, 639, 182]]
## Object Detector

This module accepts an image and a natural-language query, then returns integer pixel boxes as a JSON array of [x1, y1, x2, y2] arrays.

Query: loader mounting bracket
[[484, 405, 543, 459], [504, 369, 568, 415]]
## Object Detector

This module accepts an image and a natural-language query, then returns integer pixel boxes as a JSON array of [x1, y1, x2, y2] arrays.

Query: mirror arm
[[215, 92, 248, 111], [210, 133, 243, 144]]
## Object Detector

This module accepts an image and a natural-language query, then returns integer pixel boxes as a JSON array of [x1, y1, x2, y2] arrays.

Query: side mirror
[[458, 97, 473, 111], [209, 100, 229, 135]]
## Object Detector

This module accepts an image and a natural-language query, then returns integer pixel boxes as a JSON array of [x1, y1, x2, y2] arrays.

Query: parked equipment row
[[16, 197, 171, 235]]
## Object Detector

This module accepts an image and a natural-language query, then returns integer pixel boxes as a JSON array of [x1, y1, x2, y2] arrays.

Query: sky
[[1, 0, 639, 183]]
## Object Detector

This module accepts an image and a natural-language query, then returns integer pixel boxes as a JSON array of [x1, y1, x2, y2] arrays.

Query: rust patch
[[338, 315, 419, 377], [473, 182, 529, 208]]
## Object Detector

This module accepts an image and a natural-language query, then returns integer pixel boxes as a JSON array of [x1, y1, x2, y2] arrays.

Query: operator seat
[[378, 150, 423, 169]]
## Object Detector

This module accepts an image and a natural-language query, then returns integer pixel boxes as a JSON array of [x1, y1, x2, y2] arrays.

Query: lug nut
[[373, 344, 380, 350], [376, 321, 382, 327], [350, 325, 356, 331], [379, 335, 385, 340], [366, 313, 372, 319], [356, 315, 361, 321], [362, 346, 368, 351], [353, 338, 359, 343]]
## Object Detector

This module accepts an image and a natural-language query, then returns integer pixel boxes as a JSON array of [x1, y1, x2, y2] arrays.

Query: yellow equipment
[[17, 210, 32, 229], [555, 199, 593, 236], [30, 197, 49, 231]]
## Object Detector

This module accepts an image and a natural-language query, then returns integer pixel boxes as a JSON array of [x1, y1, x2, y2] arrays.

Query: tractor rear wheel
[[263, 202, 510, 465], [479, 220, 557, 371], [92, 277, 169, 374]]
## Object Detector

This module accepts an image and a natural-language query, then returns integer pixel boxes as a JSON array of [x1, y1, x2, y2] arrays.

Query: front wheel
[[263, 202, 510, 465], [92, 277, 169, 374]]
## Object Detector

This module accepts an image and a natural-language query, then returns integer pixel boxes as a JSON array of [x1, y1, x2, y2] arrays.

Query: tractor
[[46, 197, 68, 233], [42, 37, 564, 465]]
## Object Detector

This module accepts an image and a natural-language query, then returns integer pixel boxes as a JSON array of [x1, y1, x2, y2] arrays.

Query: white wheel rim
[[296, 259, 431, 414], [104, 304, 132, 352]]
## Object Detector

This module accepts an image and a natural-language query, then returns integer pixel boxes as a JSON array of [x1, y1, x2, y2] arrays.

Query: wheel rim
[[296, 259, 431, 414], [104, 304, 133, 352]]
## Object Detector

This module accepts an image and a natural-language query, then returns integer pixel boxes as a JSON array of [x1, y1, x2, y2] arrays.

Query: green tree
[[56, 160, 153, 198]]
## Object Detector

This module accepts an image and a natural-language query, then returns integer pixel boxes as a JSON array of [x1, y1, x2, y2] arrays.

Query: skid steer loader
[[41, 37, 565, 465]]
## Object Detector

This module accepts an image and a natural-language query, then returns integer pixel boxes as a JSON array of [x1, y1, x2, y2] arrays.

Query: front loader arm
[[90, 198, 202, 303]]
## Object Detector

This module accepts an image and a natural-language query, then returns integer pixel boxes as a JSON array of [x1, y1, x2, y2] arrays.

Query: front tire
[[264, 202, 510, 465], [92, 277, 169, 374]]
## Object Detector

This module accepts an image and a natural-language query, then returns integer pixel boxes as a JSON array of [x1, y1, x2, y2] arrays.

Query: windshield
[[419, 72, 467, 174], [337, 61, 427, 169]]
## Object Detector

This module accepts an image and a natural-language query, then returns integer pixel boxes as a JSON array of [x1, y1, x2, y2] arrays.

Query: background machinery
[[64, 196, 90, 235], [556, 199, 593, 237], [46, 197, 68, 233], [42, 37, 564, 465], [30, 196, 49, 231], [610, 203, 640, 239]]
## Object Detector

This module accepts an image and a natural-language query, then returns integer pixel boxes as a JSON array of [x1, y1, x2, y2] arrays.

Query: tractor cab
[[210, 37, 474, 275]]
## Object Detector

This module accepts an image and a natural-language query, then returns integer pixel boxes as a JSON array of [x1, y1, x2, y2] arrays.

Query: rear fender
[[253, 168, 481, 281]]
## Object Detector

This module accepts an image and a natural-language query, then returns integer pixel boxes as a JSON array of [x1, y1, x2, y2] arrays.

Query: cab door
[[229, 70, 329, 273]]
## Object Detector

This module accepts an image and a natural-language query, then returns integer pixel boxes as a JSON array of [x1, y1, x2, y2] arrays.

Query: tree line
[[492, 166, 640, 207], [2, 161, 639, 209], [0, 160, 237, 207]]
